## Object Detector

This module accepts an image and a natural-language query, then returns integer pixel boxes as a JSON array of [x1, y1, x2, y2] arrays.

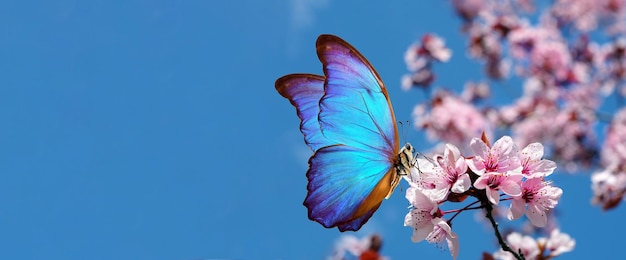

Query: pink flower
[[530, 40, 572, 82], [508, 178, 563, 227], [434, 144, 471, 198], [591, 166, 626, 209], [494, 230, 575, 260], [404, 185, 440, 241], [421, 34, 452, 62], [404, 185, 459, 259], [518, 142, 557, 178], [493, 232, 539, 260], [467, 136, 521, 175], [409, 144, 471, 201], [414, 92, 490, 146], [507, 25, 554, 59], [551, 0, 599, 32], [510, 105, 597, 170], [426, 219, 459, 260], [404, 44, 429, 72], [402, 34, 451, 89], [474, 171, 523, 205], [542, 229, 576, 256]]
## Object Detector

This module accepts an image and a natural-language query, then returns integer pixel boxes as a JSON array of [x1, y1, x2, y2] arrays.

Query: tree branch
[[484, 201, 525, 260]]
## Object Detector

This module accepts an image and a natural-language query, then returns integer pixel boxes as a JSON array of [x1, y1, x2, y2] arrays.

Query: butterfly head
[[396, 143, 414, 175]]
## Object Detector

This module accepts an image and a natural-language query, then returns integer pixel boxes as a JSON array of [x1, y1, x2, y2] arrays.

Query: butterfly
[[275, 34, 414, 231]]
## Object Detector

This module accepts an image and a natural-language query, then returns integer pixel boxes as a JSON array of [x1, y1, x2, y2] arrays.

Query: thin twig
[[484, 202, 525, 260], [446, 199, 483, 222]]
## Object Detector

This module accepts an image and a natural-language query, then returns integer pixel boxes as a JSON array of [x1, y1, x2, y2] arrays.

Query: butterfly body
[[276, 35, 413, 231]]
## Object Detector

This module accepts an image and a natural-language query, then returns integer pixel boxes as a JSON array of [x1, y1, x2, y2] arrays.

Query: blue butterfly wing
[[275, 35, 401, 231], [306, 145, 398, 231], [316, 35, 399, 153], [275, 74, 330, 151], [307, 35, 401, 231]]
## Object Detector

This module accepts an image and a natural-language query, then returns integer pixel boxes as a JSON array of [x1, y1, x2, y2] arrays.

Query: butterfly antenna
[[398, 120, 412, 145]]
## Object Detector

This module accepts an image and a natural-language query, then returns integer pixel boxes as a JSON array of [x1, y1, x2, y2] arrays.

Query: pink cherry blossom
[[404, 184, 441, 243], [474, 171, 523, 205], [510, 105, 597, 170], [404, 157, 444, 200], [551, 0, 599, 32], [414, 92, 490, 147], [530, 40, 572, 83], [404, 43, 429, 72], [404, 185, 458, 259], [402, 34, 451, 89], [421, 34, 452, 62], [542, 229, 576, 256], [591, 166, 626, 209], [551, 0, 626, 33], [507, 25, 555, 59], [493, 232, 539, 260], [436, 144, 471, 195], [426, 218, 459, 260], [413, 144, 471, 201], [508, 178, 563, 227], [592, 108, 626, 208], [467, 136, 521, 175], [518, 142, 557, 178]]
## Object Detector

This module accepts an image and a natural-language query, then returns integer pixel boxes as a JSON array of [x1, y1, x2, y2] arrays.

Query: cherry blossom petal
[[508, 197, 526, 220], [526, 204, 548, 227], [546, 229, 576, 256], [486, 187, 501, 205], [405, 210, 435, 242], [451, 174, 471, 193], [500, 176, 523, 196]]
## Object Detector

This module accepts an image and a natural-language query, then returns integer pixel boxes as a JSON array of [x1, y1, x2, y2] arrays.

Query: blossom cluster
[[592, 107, 626, 209], [493, 229, 575, 260], [404, 136, 565, 259], [403, 0, 626, 209], [401, 34, 452, 90]]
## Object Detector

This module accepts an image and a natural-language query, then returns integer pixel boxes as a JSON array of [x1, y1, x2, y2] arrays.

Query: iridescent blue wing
[[316, 35, 399, 153], [307, 35, 401, 231], [275, 74, 330, 151], [306, 144, 399, 231], [276, 35, 401, 232]]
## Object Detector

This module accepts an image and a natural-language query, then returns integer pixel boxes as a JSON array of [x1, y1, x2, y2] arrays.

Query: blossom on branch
[[508, 177, 563, 227], [404, 183, 459, 259], [402, 34, 451, 90], [492, 229, 575, 260], [518, 142, 557, 178], [413, 91, 490, 146], [592, 108, 626, 209], [403, 135, 565, 259]]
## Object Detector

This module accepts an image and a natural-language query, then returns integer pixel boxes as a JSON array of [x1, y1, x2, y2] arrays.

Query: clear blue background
[[0, 1, 622, 259]]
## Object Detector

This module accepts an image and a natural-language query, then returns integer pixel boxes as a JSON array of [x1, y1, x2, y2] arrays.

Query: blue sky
[[0, 1, 623, 259]]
